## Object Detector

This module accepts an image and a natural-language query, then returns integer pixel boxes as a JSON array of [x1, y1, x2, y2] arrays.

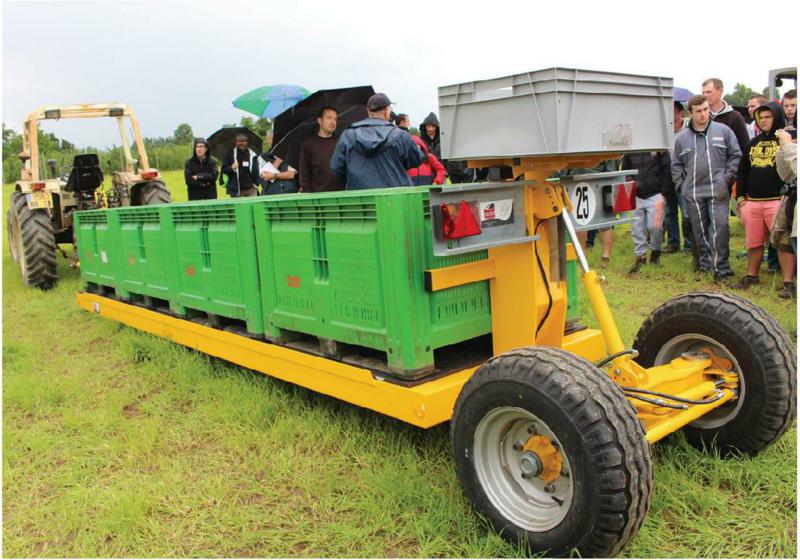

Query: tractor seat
[[65, 154, 104, 192]]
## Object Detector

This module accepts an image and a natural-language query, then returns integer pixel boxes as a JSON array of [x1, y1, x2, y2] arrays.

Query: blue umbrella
[[673, 87, 694, 103], [233, 84, 311, 119]]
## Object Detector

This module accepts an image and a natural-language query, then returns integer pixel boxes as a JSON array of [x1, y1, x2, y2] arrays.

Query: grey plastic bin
[[438, 68, 674, 161]]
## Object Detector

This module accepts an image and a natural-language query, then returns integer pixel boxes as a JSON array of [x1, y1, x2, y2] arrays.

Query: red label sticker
[[128, 256, 136, 266], [186, 266, 196, 277], [287, 275, 301, 288], [84, 252, 92, 261]]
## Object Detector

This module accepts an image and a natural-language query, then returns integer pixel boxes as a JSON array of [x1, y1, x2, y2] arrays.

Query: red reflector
[[141, 171, 158, 180], [31, 181, 46, 191], [441, 200, 481, 240], [612, 181, 636, 213]]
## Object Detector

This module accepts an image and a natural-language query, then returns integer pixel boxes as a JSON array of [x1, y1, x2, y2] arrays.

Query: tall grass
[[2, 174, 796, 557]]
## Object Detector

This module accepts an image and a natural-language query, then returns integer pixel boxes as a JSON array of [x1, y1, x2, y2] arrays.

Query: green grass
[[2, 173, 796, 557]]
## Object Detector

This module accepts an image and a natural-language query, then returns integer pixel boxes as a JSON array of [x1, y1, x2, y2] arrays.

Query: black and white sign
[[569, 182, 596, 227]]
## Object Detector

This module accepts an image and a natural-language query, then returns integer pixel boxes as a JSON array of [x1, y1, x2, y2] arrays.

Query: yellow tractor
[[7, 103, 171, 289]]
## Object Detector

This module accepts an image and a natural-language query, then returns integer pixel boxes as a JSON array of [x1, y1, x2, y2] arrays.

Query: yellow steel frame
[[76, 292, 602, 429], [76, 154, 738, 444]]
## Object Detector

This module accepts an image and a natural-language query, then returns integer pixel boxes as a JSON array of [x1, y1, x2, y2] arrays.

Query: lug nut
[[512, 441, 524, 451], [544, 483, 555, 493]]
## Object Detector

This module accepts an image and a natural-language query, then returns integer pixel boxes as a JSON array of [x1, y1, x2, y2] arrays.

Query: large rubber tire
[[451, 346, 652, 558], [7, 191, 58, 289], [137, 181, 171, 205], [633, 292, 796, 456]]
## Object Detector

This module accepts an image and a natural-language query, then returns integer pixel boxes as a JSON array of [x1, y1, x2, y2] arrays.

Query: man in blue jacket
[[331, 93, 424, 190]]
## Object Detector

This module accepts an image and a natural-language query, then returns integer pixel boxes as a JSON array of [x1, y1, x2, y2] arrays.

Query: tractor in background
[[7, 103, 171, 289]]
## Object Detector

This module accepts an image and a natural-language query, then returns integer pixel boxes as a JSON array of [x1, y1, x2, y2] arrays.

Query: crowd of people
[[620, 79, 796, 299], [183, 81, 798, 299]]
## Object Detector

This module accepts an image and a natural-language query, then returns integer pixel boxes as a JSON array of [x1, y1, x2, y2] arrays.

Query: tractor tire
[[7, 191, 58, 289], [633, 292, 796, 456], [451, 346, 652, 558], [137, 181, 171, 206]]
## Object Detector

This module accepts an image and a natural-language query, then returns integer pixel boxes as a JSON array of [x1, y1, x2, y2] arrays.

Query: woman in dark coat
[[184, 138, 219, 200]]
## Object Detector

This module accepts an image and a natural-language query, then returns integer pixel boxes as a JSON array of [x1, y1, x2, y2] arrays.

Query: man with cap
[[330, 93, 424, 190]]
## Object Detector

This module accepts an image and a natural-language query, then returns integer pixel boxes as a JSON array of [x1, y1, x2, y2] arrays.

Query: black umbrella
[[206, 127, 264, 162], [270, 85, 374, 170]]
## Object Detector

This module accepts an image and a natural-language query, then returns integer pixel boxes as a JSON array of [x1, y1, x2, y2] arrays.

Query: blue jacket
[[330, 118, 424, 190]]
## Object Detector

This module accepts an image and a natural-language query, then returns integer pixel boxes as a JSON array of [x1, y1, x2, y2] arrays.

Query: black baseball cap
[[367, 93, 392, 111]]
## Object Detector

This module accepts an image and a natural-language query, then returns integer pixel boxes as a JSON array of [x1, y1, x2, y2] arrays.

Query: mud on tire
[[633, 291, 796, 456], [451, 346, 652, 558]]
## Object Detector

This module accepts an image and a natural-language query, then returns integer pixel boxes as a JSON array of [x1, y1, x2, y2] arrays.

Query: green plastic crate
[[74, 209, 120, 291], [116, 206, 170, 301], [167, 199, 264, 334], [253, 188, 492, 378]]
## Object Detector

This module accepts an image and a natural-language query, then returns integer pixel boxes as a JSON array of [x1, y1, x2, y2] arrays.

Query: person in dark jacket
[[298, 106, 344, 192], [419, 112, 442, 160], [221, 133, 260, 197], [735, 102, 794, 291], [184, 138, 219, 200], [702, 78, 750, 155], [330, 93, 424, 190], [623, 151, 671, 272], [419, 111, 470, 183]]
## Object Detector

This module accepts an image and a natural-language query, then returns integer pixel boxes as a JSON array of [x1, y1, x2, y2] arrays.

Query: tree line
[[2, 116, 273, 184]]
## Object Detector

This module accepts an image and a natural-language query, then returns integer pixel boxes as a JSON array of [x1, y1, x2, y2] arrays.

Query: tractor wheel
[[633, 292, 796, 456], [451, 346, 652, 558], [7, 191, 58, 289], [137, 181, 171, 205]]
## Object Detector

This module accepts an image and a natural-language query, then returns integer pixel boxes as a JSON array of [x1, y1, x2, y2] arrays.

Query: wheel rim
[[654, 334, 745, 429], [473, 406, 573, 532]]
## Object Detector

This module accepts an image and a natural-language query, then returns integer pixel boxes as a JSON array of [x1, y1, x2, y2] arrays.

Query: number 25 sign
[[568, 182, 596, 227]]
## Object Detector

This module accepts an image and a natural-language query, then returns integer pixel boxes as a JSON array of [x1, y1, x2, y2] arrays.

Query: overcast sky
[[2, 0, 797, 149]]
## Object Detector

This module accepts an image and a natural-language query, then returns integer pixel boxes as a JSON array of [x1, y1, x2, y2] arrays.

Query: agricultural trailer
[[74, 69, 796, 557]]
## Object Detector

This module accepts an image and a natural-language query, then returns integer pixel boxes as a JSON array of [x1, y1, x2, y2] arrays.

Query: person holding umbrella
[[330, 93, 424, 190], [184, 138, 219, 201], [221, 133, 262, 197]]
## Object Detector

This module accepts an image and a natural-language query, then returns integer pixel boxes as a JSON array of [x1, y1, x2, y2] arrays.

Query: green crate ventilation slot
[[77, 212, 108, 224], [264, 198, 378, 222], [118, 208, 160, 223], [173, 205, 237, 224]]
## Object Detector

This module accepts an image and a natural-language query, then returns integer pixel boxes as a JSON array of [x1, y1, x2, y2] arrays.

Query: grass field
[[2, 170, 797, 557]]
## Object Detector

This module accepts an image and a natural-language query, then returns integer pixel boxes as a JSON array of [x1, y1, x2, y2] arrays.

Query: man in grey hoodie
[[672, 95, 742, 281], [331, 93, 424, 190]]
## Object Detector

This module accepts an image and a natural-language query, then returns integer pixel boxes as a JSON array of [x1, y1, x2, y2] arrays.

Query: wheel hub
[[473, 407, 574, 532], [519, 451, 543, 478], [521, 434, 563, 483]]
